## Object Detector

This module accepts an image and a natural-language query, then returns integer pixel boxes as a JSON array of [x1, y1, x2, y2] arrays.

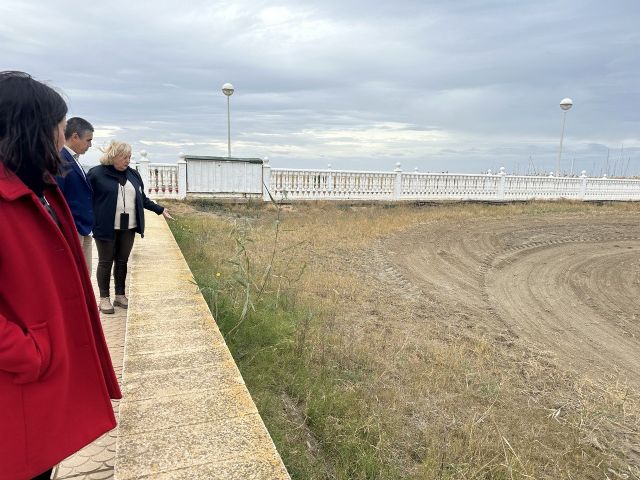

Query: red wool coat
[[0, 164, 122, 480]]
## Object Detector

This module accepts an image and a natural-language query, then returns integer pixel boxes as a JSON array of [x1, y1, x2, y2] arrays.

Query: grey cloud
[[2, 0, 639, 173]]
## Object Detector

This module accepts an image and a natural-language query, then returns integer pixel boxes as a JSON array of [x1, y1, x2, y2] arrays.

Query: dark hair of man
[[65, 117, 94, 140], [0, 71, 68, 192]]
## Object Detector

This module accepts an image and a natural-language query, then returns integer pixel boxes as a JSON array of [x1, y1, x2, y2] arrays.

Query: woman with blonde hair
[[87, 140, 172, 313]]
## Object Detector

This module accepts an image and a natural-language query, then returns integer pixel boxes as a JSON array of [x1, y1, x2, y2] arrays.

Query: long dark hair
[[0, 71, 68, 189]]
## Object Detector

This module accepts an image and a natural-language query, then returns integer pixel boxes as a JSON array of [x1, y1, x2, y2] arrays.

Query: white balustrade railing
[[503, 175, 583, 200], [583, 177, 640, 201], [267, 165, 640, 202], [270, 168, 397, 200], [135, 152, 186, 199], [401, 173, 501, 200], [148, 164, 179, 197], [133, 153, 640, 203]]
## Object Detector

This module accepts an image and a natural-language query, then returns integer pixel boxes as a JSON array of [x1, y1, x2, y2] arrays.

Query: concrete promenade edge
[[113, 214, 290, 479]]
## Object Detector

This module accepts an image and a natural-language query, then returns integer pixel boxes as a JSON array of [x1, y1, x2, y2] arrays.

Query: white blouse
[[114, 180, 138, 230]]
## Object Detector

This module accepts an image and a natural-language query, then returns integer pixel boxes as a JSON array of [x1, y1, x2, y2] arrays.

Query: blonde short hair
[[100, 140, 132, 165]]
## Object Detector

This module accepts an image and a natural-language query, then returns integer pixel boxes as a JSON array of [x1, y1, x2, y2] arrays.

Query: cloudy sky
[[2, 0, 639, 175]]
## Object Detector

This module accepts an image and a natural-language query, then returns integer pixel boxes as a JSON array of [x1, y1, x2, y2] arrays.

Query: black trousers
[[95, 229, 136, 297]]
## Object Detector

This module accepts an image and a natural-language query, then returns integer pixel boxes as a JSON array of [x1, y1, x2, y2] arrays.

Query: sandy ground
[[380, 213, 640, 389], [170, 201, 640, 475]]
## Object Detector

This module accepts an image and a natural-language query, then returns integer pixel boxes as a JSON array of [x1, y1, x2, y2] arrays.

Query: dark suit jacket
[[56, 148, 94, 236]]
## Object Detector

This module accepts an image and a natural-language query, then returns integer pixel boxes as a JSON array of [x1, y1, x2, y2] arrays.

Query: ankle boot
[[99, 297, 115, 314], [114, 295, 128, 309]]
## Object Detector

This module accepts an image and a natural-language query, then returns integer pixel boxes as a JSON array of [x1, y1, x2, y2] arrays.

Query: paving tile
[[86, 469, 114, 479], [117, 384, 259, 435], [125, 317, 223, 341], [55, 464, 75, 477], [124, 297, 206, 318], [90, 445, 116, 463], [122, 361, 244, 400], [136, 457, 290, 479], [123, 288, 195, 306], [60, 451, 92, 470], [68, 455, 103, 474], [124, 328, 220, 356], [123, 343, 230, 375], [132, 269, 194, 285], [115, 414, 279, 479]]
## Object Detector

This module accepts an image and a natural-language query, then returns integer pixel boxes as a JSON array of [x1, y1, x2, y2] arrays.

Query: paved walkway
[[56, 214, 289, 479], [56, 246, 126, 479]]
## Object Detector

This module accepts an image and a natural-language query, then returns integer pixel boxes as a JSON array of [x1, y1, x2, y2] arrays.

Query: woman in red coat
[[0, 71, 122, 479]]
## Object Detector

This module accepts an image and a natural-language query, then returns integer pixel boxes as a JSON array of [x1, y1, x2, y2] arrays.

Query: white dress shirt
[[63, 145, 87, 180]]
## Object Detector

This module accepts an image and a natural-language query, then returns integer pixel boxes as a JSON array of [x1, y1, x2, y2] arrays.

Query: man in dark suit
[[56, 117, 95, 272]]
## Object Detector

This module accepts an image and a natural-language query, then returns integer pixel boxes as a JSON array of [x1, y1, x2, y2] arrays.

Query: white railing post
[[178, 155, 187, 200], [498, 166, 506, 200], [393, 162, 402, 200], [327, 163, 333, 194], [138, 150, 150, 194], [579, 170, 587, 199], [262, 157, 272, 202]]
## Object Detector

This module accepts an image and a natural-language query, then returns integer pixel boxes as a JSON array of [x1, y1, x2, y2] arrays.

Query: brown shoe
[[99, 297, 115, 314], [114, 295, 129, 309]]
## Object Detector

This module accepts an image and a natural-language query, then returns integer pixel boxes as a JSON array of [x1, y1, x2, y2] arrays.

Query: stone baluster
[[262, 157, 272, 202], [393, 162, 402, 200], [498, 166, 506, 200], [178, 154, 187, 200], [579, 170, 587, 199], [138, 151, 150, 194]]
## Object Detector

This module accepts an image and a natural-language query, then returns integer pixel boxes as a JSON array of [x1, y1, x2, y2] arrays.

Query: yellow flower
[[216, 272, 221, 277]]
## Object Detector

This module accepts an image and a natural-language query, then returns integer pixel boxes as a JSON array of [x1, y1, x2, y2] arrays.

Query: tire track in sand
[[381, 217, 640, 388], [485, 236, 640, 386]]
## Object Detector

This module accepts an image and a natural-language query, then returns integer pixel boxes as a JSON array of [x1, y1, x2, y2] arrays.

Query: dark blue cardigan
[[87, 165, 164, 241]]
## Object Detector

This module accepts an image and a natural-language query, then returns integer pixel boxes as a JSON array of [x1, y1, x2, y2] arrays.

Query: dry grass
[[168, 200, 640, 479]]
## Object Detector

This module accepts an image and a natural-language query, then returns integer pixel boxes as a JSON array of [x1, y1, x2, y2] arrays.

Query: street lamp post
[[556, 97, 573, 177], [222, 83, 234, 157]]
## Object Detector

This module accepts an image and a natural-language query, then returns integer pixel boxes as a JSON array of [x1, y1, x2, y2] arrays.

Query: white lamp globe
[[222, 83, 234, 96], [560, 98, 573, 111]]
